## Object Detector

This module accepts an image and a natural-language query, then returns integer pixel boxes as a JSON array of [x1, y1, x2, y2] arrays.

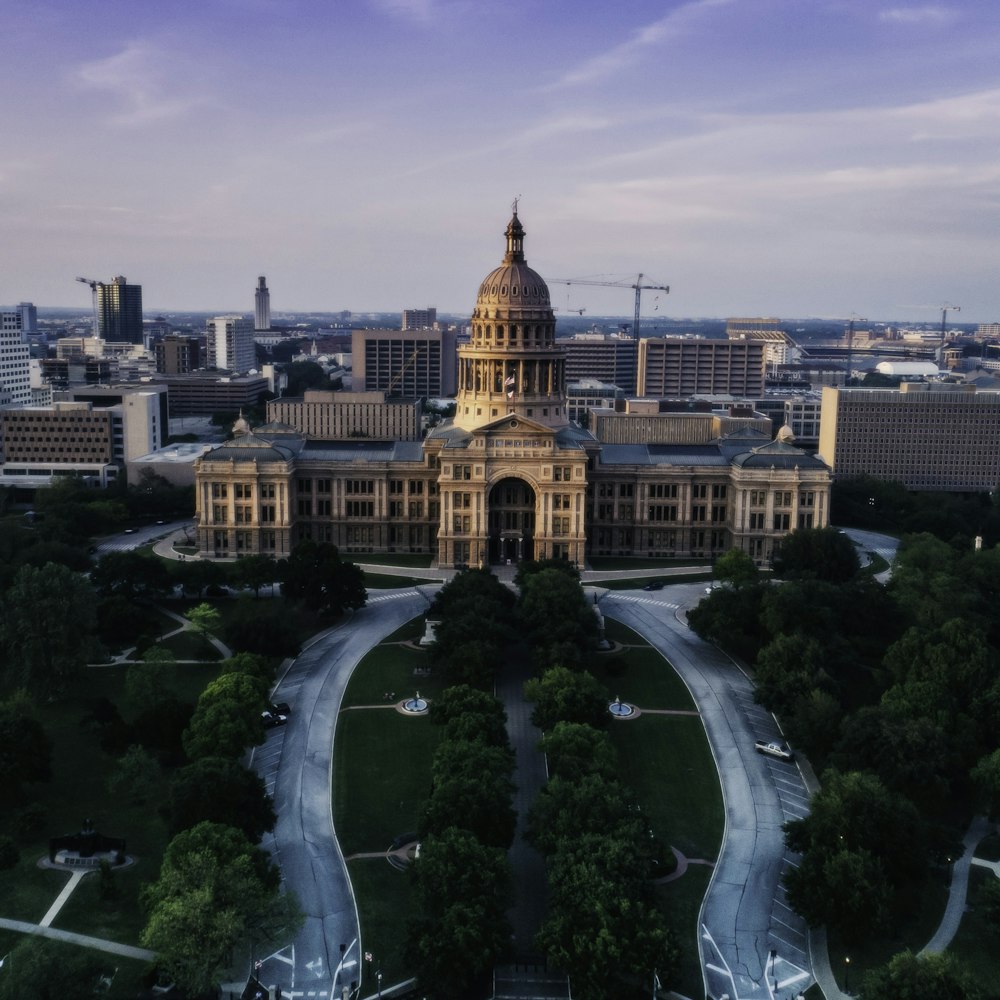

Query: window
[[692, 484, 708, 499], [552, 516, 570, 535], [649, 484, 678, 499], [409, 501, 423, 517], [648, 504, 677, 522], [799, 491, 815, 507], [346, 480, 374, 494], [618, 483, 634, 498], [797, 512, 814, 529], [711, 504, 727, 523], [261, 505, 276, 523], [452, 514, 471, 532], [389, 501, 403, 518], [346, 500, 374, 517], [618, 504, 634, 520], [712, 484, 727, 500], [554, 466, 571, 481], [235, 483, 253, 499], [453, 464, 472, 480], [453, 492, 472, 509], [409, 480, 425, 495], [773, 513, 790, 530], [692, 505, 707, 522], [297, 478, 311, 494], [317, 499, 332, 516], [390, 479, 404, 495], [234, 505, 253, 524], [297, 499, 312, 516], [212, 504, 227, 523], [775, 491, 793, 507], [211, 483, 228, 499], [316, 478, 332, 493], [749, 512, 765, 530], [261, 483, 276, 499], [553, 494, 570, 510]]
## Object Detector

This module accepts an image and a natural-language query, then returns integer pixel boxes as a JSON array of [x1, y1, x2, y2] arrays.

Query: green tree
[[141, 821, 285, 996], [222, 595, 300, 657], [233, 553, 279, 596], [0, 692, 53, 804], [428, 685, 508, 746], [176, 557, 225, 597], [125, 651, 177, 717], [713, 548, 759, 587], [518, 568, 598, 669], [187, 602, 221, 640], [280, 541, 366, 616], [182, 673, 268, 759], [0, 562, 99, 696], [540, 721, 619, 782], [859, 950, 984, 1000], [167, 756, 276, 840], [90, 549, 172, 600], [972, 748, 1000, 818], [0, 937, 107, 1000], [282, 360, 329, 396], [106, 744, 162, 804], [405, 827, 512, 1000], [688, 582, 769, 663], [771, 526, 860, 583], [524, 665, 609, 732]]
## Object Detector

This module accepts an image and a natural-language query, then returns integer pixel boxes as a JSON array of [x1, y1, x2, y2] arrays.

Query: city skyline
[[2, 1, 1000, 322]]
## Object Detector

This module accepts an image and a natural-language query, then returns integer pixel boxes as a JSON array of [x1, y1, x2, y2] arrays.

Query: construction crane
[[388, 344, 426, 395], [939, 303, 960, 350], [845, 314, 867, 384], [75, 276, 104, 337], [548, 274, 669, 339]]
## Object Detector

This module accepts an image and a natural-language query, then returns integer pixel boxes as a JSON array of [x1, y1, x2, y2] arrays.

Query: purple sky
[[2, 0, 999, 322]]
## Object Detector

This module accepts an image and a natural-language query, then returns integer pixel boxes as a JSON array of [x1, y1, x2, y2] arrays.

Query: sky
[[2, 0, 999, 323]]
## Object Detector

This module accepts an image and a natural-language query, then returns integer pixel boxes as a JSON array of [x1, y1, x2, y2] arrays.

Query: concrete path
[[0, 916, 155, 962], [39, 870, 86, 928]]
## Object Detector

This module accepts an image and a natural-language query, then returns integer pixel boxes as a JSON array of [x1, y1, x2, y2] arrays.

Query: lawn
[[656, 864, 714, 999], [949, 866, 1000, 990], [354, 552, 434, 568], [590, 572, 711, 589], [588, 557, 709, 570], [142, 628, 223, 661], [603, 618, 651, 645], [340, 645, 441, 709], [589, 646, 695, 711], [333, 710, 442, 856], [363, 572, 427, 589]]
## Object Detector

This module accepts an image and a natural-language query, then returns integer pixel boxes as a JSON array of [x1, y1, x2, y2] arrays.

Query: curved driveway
[[600, 584, 813, 1000], [251, 587, 434, 999]]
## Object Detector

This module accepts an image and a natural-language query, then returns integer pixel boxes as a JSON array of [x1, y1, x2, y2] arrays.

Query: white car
[[755, 739, 794, 761]]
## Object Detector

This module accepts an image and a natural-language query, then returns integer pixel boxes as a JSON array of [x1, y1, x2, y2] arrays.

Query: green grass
[[590, 572, 712, 589], [354, 552, 434, 567], [142, 628, 222, 661], [380, 620, 426, 644], [602, 619, 651, 645], [363, 573, 427, 589], [588, 557, 709, 570], [349, 859, 417, 993], [589, 646, 696, 711], [333, 710, 442, 855], [607, 715, 723, 860], [52, 857, 151, 942], [976, 833, 1000, 862], [656, 865, 714, 999], [340, 645, 441, 709], [948, 866, 1000, 990]]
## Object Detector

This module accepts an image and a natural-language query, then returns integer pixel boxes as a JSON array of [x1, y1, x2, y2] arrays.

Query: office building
[[351, 327, 457, 397], [562, 331, 637, 395], [0, 310, 32, 407], [155, 335, 203, 375], [255, 276, 271, 331], [727, 316, 796, 366], [207, 315, 255, 373], [150, 372, 270, 417], [402, 307, 437, 330], [566, 379, 624, 424], [267, 390, 421, 441], [96, 276, 144, 343], [194, 209, 829, 565], [638, 337, 766, 397], [17, 303, 37, 333], [590, 399, 772, 445], [818, 383, 1000, 491]]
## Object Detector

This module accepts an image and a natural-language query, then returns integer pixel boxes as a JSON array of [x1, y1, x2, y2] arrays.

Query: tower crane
[[388, 344, 426, 395], [939, 303, 960, 349], [548, 274, 670, 339], [75, 276, 104, 338]]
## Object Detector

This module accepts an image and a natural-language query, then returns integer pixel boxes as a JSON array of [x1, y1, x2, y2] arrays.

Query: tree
[[90, 549, 172, 600], [141, 821, 287, 996], [713, 548, 759, 587], [0, 692, 53, 804], [771, 526, 860, 583], [428, 685, 508, 746], [187, 602, 221, 640], [524, 665, 609, 732], [540, 721, 619, 782], [0, 562, 99, 696], [972, 748, 1000, 817], [0, 937, 107, 1000], [859, 950, 984, 1000], [167, 756, 276, 840], [182, 673, 268, 759], [176, 557, 225, 597], [518, 568, 598, 669], [688, 582, 769, 663], [405, 827, 512, 1000], [222, 595, 300, 657], [125, 651, 177, 717], [233, 553, 279, 597], [106, 744, 162, 804], [282, 360, 329, 396], [280, 541, 366, 616]]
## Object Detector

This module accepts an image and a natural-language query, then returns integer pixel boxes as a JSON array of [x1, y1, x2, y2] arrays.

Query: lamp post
[[844, 955, 851, 993], [377, 969, 382, 999]]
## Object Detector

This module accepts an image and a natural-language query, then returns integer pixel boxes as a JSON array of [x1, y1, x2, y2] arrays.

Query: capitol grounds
[[0, 555, 993, 997]]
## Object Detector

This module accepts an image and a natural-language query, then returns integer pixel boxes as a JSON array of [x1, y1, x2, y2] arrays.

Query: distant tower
[[255, 276, 271, 331], [96, 276, 143, 343], [0, 309, 31, 406], [207, 315, 255, 373], [17, 302, 37, 333]]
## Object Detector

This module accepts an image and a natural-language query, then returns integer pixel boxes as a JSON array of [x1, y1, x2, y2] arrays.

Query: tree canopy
[[281, 540, 366, 616]]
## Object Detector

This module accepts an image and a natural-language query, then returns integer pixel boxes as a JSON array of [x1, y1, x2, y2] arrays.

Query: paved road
[[599, 584, 813, 1000], [249, 587, 435, 1000]]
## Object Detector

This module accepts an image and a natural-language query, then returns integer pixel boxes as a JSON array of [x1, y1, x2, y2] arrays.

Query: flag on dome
[[505, 374, 515, 398]]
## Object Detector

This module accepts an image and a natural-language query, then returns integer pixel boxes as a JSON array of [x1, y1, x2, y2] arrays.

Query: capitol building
[[194, 210, 831, 566]]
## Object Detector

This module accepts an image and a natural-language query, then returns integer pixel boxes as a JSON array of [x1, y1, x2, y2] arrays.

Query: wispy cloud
[[369, 0, 438, 23], [878, 5, 957, 25], [74, 42, 207, 126], [553, 0, 736, 88]]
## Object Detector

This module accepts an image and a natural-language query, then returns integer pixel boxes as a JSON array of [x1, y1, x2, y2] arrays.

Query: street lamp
[[844, 955, 851, 993], [377, 969, 383, 999]]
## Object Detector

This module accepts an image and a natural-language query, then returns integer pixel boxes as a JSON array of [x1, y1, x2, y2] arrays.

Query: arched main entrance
[[488, 477, 535, 564]]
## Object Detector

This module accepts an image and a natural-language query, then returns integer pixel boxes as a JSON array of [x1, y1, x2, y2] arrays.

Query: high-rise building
[[255, 276, 271, 331], [401, 307, 437, 330], [726, 317, 796, 366], [351, 327, 457, 397], [638, 337, 766, 397], [818, 383, 1000, 491], [96, 276, 144, 343], [0, 309, 32, 407], [207, 315, 255, 373], [17, 302, 37, 333], [562, 331, 638, 395], [155, 334, 203, 374]]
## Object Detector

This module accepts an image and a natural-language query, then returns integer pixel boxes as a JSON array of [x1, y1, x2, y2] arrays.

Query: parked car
[[262, 709, 288, 728], [642, 580, 664, 591], [754, 739, 794, 761], [270, 702, 291, 716]]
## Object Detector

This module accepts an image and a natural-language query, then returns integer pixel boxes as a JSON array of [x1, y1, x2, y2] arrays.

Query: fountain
[[608, 695, 635, 719], [401, 691, 429, 714]]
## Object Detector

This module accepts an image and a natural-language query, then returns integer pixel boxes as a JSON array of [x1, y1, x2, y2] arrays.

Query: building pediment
[[473, 413, 556, 442]]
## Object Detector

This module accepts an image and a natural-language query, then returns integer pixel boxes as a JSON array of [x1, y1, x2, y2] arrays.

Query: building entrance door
[[488, 478, 535, 563]]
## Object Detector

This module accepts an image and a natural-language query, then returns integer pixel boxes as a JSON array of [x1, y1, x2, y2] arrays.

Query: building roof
[[474, 211, 551, 310], [202, 430, 300, 463], [300, 440, 425, 462]]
